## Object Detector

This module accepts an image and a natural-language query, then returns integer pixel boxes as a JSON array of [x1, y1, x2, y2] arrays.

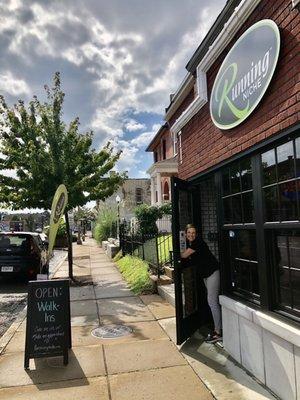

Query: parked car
[[0, 232, 49, 280]]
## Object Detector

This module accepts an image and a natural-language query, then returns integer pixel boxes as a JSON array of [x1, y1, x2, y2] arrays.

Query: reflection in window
[[228, 230, 259, 299], [264, 186, 279, 222], [232, 195, 242, 223], [240, 158, 252, 191], [275, 230, 300, 315], [277, 141, 294, 181], [279, 181, 298, 221], [242, 192, 254, 223], [262, 149, 276, 185], [230, 164, 240, 194], [221, 157, 253, 225], [262, 139, 300, 222]]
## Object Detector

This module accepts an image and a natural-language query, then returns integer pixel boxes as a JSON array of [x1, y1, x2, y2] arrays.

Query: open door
[[171, 177, 211, 345]]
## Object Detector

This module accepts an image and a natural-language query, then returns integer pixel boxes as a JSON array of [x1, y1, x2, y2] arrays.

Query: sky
[[0, 0, 227, 179]]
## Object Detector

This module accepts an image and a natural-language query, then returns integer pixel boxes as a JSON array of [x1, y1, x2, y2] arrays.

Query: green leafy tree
[[0, 72, 126, 280]]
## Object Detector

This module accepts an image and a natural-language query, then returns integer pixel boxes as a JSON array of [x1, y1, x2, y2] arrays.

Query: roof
[[185, 0, 243, 73], [145, 123, 169, 152]]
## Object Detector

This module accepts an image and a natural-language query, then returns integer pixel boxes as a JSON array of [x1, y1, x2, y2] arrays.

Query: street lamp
[[115, 195, 121, 238]]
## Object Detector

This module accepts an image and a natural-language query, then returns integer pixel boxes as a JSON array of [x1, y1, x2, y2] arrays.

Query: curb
[[0, 252, 68, 356], [49, 251, 68, 280], [0, 307, 27, 356]]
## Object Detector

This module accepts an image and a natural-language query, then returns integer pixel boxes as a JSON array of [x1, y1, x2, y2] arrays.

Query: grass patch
[[157, 234, 172, 264], [116, 255, 153, 295]]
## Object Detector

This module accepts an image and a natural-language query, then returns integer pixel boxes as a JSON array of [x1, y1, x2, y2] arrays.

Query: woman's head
[[185, 223, 197, 242]]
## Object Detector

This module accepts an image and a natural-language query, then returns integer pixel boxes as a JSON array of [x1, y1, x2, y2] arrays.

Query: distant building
[[97, 178, 151, 220], [0, 211, 49, 232], [146, 123, 178, 205]]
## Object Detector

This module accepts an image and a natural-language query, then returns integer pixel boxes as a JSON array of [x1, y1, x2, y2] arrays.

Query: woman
[[181, 223, 222, 343]]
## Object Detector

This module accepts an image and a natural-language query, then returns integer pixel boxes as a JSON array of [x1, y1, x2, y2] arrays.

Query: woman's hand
[[181, 248, 195, 259]]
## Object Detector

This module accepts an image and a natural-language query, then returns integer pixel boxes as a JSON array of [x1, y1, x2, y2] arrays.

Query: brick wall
[[179, 0, 300, 180], [152, 129, 174, 161]]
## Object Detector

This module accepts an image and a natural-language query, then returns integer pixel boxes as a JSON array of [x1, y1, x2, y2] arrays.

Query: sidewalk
[[0, 238, 277, 399]]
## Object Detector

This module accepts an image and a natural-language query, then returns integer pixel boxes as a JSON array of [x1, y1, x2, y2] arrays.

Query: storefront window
[[220, 134, 300, 319], [222, 158, 254, 224], [228, 230, 259, 299], [262, 138, 299, 222], [272, 230, 300, 316]]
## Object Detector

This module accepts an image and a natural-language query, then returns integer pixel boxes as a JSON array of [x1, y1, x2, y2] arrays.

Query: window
[[173, 131, 182, 163], [220, 133, 300, 320], [154, 151, 158, 163], [162, 139, 166, 160], [163, 181, 169, 201], [268, 229, 300, 317], [227, 230, 259, 300], [262, 138, 299, 222], [222, 158, 254, 224], [135, 188, 143, 205]]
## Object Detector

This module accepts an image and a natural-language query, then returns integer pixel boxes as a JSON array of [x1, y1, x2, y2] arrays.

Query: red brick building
[[148, 1, 300, 398]]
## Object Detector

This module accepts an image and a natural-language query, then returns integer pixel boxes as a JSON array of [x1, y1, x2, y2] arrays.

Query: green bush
[[93, 206, 117, 244], [134, 203, 172, 235], [43, 218, 66, 238], [134, 204, 161, 235], [116, 255, 153, 294]]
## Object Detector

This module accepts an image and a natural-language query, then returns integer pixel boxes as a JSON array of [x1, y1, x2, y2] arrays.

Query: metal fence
[[119, 223, 173, 278]]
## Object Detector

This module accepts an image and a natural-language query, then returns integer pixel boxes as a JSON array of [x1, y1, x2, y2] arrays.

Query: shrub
[[43, 218, 66, 238], [93, 206, 117, 244], [116, 255, 153, 294], [134, 204, 162, 235]]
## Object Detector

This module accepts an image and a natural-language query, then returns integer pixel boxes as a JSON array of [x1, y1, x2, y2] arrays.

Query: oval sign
[[210, 19, 280, 130]]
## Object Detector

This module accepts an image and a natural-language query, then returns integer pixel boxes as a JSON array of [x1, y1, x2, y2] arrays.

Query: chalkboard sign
[[24, 279, 71, 369]]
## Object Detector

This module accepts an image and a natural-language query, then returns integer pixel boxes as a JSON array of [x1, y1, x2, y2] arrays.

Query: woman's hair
[[185, 223, 197, 233]]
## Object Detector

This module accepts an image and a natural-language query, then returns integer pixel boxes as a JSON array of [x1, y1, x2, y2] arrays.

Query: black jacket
[[186, 238, 219, 278]]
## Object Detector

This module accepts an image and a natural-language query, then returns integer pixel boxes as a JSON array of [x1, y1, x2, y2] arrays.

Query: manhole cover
[[91, 325, 133, 339]]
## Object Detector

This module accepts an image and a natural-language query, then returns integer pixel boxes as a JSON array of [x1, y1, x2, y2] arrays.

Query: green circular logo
[[210, 19, 280, 130]]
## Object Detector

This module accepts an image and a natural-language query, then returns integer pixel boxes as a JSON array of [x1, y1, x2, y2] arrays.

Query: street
[[0, 250, 67, 338]]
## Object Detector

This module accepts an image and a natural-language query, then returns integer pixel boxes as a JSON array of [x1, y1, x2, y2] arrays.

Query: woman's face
[[186, 227, 196, 242]]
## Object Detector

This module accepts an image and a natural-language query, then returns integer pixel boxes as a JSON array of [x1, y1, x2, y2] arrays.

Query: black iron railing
[[119, 224, 173, 278]]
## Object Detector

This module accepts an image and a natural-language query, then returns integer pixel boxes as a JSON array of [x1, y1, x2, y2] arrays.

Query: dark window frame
[[135, 187, 143, 205], [217, 133, 300, 323]]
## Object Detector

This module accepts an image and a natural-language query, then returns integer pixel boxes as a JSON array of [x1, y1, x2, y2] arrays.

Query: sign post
[[24, 279, 71, 369]]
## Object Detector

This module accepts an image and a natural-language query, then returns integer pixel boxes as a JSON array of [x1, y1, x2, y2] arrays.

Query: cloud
[[131, 123, 161, 149], [0, 0, 227, 181], [124, 118, 146, 132], [0, 71, 30, 96]]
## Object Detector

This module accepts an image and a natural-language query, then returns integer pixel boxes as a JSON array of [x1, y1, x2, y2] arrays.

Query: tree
[[0, 72, 126, 280], [134, 204, 171, 235]]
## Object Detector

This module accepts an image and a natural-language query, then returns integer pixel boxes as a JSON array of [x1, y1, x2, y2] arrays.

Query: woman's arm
[[181, 248, 195, 258]]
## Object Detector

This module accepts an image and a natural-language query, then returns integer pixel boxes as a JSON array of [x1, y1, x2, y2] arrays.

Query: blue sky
[[0, 0, 227, 178]]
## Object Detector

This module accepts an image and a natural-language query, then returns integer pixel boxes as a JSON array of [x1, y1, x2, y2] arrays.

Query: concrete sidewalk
[[0, 238, 276, 400]]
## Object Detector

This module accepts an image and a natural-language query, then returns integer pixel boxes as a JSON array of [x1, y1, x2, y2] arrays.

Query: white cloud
[[124, 119, 146, 132], [0, 0, 227, 181], [0, 71, 30, 96]]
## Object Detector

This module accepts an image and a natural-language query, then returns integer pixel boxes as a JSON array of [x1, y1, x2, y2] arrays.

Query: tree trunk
[[64, 211, 74, 280]]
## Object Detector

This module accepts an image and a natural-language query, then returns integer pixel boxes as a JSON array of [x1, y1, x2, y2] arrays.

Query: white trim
[[170, 0, 262, 135], [165, 74, 195, 121]]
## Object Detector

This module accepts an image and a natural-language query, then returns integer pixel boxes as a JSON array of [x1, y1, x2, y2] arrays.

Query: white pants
[[203, 269, 222, 332]]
